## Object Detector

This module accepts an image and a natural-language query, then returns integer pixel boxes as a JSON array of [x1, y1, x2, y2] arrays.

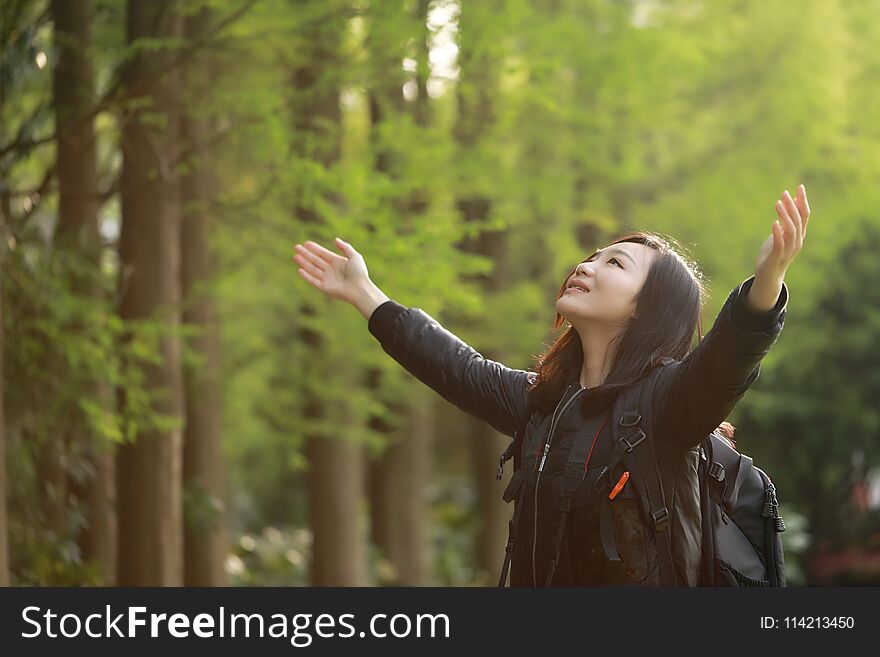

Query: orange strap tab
[[608, 471, 630, 500]]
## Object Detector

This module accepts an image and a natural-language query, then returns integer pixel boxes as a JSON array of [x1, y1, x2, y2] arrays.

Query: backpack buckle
[[708, 461, 725, 482], [497, 440, 517, 481], [620, 428, 646, 451], [652, 507, 669, 532], [619, 412, 641, 427]]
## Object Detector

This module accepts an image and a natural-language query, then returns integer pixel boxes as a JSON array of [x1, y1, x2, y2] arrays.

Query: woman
[[293, 184, 810, 586]]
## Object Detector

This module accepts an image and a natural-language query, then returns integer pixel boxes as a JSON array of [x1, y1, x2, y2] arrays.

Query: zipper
[[532, 383, 586, 586], [760, 476, 784, 585]]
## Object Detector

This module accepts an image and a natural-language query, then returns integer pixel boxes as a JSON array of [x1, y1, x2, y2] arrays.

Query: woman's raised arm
[[366, 298, 534, 438], [651, 275, 788, 449], [293, 237, 533, 437], [652, 184, 809, 449]]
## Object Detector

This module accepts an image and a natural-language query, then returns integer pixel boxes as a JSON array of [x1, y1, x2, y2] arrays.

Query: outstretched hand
[[755, 183, 810, 283], [293, 237, 371, 305]]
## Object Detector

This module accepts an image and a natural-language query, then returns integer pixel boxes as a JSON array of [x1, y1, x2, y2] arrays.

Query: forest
[[1, 0, 879, 587]]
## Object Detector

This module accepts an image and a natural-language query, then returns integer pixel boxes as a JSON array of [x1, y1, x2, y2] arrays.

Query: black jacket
[[368, 274, 788, 585]]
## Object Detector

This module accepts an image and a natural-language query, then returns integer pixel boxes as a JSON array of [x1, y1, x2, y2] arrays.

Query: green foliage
[[1, 242, 187, 583]]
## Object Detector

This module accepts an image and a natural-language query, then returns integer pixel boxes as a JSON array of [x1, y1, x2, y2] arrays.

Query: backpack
[[496, 364, 787, 587]]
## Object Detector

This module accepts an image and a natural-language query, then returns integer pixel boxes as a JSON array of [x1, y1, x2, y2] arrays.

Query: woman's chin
[[557, 295, 588, 313]]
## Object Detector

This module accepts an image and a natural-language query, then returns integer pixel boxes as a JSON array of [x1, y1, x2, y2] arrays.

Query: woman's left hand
[[755, 183, 810, 282]]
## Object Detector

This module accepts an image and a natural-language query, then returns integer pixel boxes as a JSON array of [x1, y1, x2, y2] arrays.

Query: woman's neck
[[577, 326, 620, 388]]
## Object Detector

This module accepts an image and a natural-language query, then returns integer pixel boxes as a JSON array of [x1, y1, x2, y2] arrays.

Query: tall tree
[[52, 0, 116, 586], [0, 21, 11, 582], [0, 226, 6, 587], [365, 0, 431, 586], [116, 0, 185, 586], [180, 5, 228, 586], [290, 0, 367, 586], [453, 0, 510, 582], [0, 0, 41, 588]]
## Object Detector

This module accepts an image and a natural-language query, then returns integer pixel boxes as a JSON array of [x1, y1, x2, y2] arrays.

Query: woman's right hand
[[293, 237, 371, 305]]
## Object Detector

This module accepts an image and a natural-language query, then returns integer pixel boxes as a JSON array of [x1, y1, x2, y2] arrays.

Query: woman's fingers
[[781, 189, 802, 246], [772, 219, 785, 252], [297, 269, 326, 294], [796, 184, 810, 235], [334, 237, 355, 256], [293, 251, 325, 282], [302, 239, 344, 265], [297, 266, 323, 290], [294, 243, 328, 272], [775, 197, 796, 250]]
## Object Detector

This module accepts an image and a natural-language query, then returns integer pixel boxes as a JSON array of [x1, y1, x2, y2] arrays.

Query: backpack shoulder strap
[[615, 366, 679, 586], [497, 390, 536, 587]]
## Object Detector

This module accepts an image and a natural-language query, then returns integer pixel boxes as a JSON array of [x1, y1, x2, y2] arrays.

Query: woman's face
[[556, 242, 658, 329]]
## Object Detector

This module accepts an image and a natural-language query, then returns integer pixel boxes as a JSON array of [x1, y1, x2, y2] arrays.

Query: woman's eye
[[610, 258, 622, 268]]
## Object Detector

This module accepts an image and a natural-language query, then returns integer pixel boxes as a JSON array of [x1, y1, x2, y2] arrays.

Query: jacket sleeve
[[368, 299, 535, 438], [652, 275, 789, 449]]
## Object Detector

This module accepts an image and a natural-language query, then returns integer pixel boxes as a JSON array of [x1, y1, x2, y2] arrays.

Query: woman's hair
[[527, 230, 737, 446]]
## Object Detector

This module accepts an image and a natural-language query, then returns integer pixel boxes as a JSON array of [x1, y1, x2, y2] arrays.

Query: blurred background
[[1, 0, 878, 587]]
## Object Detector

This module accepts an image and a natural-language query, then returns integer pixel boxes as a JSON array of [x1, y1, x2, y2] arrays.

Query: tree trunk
[[0, 229, 6, 586], [290, 1, 367, 586], [367, 392, 432, 586], [471, 400, 509, 583], [465, 230, 510, 584], [306, 432, 367, 586], [180, 5, 228, 588], [454, 2, 509, 584], [52, 0, 116, 586], [365, 0, 432, 586], [0, 43, 9, 585], [116, 0, 184, 586]]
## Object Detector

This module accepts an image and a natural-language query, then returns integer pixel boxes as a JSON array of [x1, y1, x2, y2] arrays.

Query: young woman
[[293, 184, 810, 586]]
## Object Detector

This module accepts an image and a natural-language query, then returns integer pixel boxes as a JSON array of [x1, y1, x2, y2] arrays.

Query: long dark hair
[[527, 230, 737, 445]]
